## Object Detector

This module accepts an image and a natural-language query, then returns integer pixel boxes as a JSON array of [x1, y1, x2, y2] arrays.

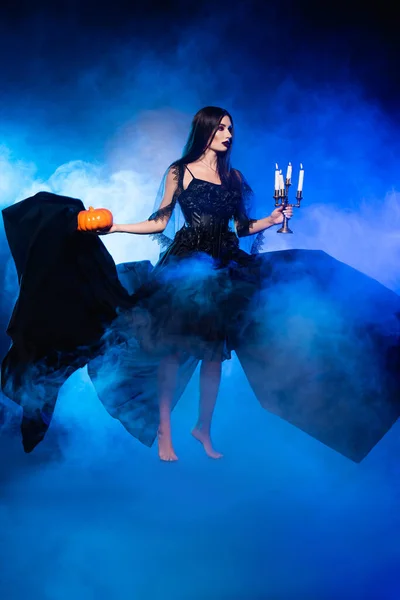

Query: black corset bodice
[[148, 165, 259, 259], [178, 178, 236, 230], [173, 178, 238, 257]]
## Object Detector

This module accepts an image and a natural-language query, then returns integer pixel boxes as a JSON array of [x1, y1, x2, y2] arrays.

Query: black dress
[[127, 164, 262, 362], [2, 167, 400, 461]]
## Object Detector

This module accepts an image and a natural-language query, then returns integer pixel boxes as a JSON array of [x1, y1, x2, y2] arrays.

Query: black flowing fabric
[[235, 250, 400, 462], [1, 173, 400, 461], [0, 223, 12, 368], [1, 192, 132, 451], [0, 190, 200, 451]]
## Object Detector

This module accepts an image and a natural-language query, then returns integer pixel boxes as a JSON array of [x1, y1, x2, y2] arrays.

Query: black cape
[[1, 192, 131, 450]]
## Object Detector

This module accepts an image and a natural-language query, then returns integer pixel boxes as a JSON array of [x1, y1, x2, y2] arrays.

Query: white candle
[[297, 164, 304, 192], [274, 163, 279, 191], [286, 162, 292, 183], [279, 170, 284, 190]]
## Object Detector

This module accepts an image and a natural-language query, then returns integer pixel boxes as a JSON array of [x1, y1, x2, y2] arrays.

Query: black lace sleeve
[[232, 170, 257, 237], [147, 165, 181, 249], [235, 200, 257, 237], [148, 200, 177, 249], [148, 200, 176, 223], [232, 169, 264, 254]]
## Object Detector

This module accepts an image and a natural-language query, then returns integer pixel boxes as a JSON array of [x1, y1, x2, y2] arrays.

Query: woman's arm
[[111, 219, 165, 235], [108, 167, 178, 235]]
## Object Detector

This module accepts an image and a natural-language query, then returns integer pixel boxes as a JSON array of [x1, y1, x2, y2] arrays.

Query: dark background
[[1, 0, 399, 156]]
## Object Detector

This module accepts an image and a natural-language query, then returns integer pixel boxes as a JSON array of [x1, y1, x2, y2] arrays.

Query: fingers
[[102, 223, 116, 233], [276, 206, 294, 218]]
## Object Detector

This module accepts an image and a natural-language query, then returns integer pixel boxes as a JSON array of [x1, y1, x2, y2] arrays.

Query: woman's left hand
[[269, 205, 294, 225]]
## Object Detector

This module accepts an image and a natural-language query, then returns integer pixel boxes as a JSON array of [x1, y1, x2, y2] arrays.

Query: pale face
[[208, 115, 233, 153]]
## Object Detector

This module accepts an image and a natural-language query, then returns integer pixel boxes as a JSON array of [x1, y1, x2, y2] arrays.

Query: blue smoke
[[0, 4, 400, 600]]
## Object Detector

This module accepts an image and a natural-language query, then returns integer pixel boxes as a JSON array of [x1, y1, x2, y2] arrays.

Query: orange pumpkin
[[77, 206, 113, 231]]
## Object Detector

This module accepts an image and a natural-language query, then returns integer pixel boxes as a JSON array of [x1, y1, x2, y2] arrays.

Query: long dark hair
[[172, 106, 236, 188]]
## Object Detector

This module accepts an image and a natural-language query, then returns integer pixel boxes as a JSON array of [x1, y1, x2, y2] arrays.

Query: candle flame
[[275, 163, 279, 169], [300, 163, 303, 169]]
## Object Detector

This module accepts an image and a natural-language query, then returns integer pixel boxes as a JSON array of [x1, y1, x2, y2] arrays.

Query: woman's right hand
[[98, 223, 120, 235]]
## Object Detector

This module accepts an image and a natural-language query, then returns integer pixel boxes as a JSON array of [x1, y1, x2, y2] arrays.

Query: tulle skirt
[[127, 231, 262, 361]]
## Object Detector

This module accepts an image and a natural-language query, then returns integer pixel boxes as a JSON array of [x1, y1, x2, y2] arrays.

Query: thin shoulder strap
[[185, 164, 195, 179]]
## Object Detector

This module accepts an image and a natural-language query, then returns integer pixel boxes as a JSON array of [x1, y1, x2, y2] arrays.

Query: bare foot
[[157, 430, 178, 462], [191, 428, 223, 459]]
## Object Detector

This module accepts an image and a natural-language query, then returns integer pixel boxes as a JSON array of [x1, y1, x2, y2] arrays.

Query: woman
[[100, 106, 293, 461]]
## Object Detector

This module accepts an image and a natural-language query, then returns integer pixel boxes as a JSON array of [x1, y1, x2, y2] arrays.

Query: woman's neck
[[199, 149, 217, 171]]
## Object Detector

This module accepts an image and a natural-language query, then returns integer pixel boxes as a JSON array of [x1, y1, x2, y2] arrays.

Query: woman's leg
[[158, 353, 180, 461], [192, 359, 223, 459]]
